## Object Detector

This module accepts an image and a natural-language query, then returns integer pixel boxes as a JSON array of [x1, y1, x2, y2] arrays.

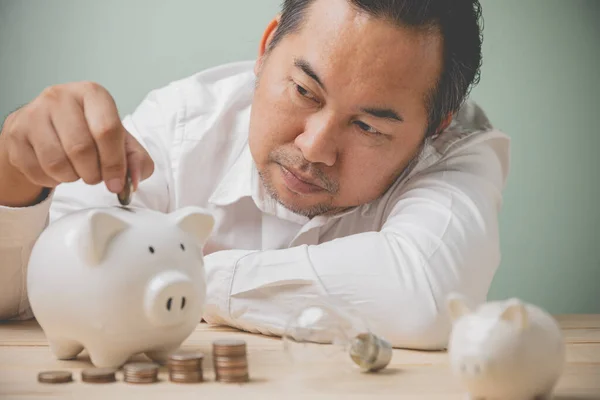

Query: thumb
[[125, 134, 154, 191]]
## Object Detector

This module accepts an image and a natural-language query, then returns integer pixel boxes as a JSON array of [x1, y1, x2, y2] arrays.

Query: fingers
[[75, 82, 127, 193], [50, 94, 101, 185], [2, 81, 154, 198], [33, 115, 80, 185], [7, 135, 59, 188]]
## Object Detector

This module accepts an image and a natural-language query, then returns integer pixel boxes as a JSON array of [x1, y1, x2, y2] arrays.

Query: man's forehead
[[287, 0, 443, 103]]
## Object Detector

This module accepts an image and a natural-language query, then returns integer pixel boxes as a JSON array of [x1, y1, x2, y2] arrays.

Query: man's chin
[[259, 167, 336, 218], [268, 185, 335, 218], [273, 190, 324, 217]]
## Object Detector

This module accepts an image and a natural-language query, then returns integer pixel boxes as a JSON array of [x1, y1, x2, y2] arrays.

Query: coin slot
[[167, 297, 173, 311], [181, 297, 186, 309]]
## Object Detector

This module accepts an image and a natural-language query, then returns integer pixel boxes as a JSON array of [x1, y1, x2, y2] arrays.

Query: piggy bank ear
[[500, 298, 528, 330], [447, 292, 472, 323], [172, 207, 215, 245], [80, 210, 129, 265]]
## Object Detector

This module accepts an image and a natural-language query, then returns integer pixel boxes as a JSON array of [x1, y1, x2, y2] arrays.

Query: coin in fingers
[[117, 172, 133, 206]]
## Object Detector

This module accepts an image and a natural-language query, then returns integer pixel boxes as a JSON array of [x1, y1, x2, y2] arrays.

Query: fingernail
[[106, 178, 123, 193]]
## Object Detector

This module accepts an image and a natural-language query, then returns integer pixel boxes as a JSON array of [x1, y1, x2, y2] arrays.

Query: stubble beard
[[258, 167, 340, 219]]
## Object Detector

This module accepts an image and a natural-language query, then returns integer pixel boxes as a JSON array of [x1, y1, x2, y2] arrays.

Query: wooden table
[[1, 315, 600, 399]]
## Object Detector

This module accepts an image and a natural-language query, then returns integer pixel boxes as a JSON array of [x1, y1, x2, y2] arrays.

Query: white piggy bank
[[447, 294, 566, 400], [27, 206, 214, 368]]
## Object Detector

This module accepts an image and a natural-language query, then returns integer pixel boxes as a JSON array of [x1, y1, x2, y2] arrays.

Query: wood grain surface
[[1, 315, 599, 399]]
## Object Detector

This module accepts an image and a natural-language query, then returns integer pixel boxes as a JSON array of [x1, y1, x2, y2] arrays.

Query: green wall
[[1, 1, 598, 314]]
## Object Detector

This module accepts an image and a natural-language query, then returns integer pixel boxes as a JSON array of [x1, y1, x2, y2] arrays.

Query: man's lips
[[279, 165, 326, 194]]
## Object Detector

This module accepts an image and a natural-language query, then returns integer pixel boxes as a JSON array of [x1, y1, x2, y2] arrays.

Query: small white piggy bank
[[27, 206, 214, 368], [447, 294, 565, 400]]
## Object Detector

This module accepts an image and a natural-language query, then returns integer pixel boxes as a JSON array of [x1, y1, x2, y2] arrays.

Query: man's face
[[249, 0, 443, 218]]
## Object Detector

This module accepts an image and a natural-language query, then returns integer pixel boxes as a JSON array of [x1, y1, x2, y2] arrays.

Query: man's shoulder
[[435, 100, 509, 155], [372, 100, 511, 208], [137, 60, 256, 122], [355, 101, 510, 226], [410, 100, 510, 177], [164, 60, 256, 106]]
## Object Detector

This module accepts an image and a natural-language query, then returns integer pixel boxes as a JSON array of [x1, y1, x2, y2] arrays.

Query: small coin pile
[[37, 341, 252, 386], [123, 362, 160, 384], [167, 351, 204, 383], [81, 368, 117, 384], [38, 371, 73, 384], [212, 339, 249, 383]]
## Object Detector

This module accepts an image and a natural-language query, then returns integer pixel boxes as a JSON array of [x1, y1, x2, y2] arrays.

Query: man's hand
[[0, 82, 154, 207]]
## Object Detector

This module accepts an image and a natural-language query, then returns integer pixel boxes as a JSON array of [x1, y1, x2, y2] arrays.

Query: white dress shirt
[[0, 61, 510, 350]]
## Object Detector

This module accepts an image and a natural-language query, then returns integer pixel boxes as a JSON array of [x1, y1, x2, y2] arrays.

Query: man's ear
[[436, 113, 453, 136], [255, 15, 281, 75]]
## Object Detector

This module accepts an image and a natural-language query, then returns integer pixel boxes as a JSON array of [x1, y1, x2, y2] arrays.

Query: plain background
[[1, 1, 599, 313]]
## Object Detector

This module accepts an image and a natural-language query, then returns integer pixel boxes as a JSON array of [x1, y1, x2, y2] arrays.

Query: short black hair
[[267, 0, 484, 138]]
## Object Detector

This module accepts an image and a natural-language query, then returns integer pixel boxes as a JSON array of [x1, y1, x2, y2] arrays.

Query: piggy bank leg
[[145, 346, 179, 364], [87, 347, 131, 369], [48, 338, 84, 360]]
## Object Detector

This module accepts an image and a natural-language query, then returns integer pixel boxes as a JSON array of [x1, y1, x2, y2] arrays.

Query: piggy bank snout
[[144, 271, 198, 327]]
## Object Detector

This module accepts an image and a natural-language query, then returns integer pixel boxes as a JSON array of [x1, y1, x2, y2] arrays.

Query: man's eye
[[354, 121, 381, 136], [295, 84, 318, 102]]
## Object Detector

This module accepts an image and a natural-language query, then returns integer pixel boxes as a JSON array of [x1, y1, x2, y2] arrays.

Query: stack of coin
[[81, 368, 117, 384], [123, 362, 160, 384], [37, 371, 73, 384], [212, 339, 249, 383], [167, 351, 204, 383]]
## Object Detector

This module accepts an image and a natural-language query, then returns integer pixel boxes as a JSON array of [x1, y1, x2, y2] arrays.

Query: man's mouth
[[279, 165, 326, 195]]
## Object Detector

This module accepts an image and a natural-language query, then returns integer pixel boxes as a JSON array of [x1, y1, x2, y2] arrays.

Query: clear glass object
[[282, 298, 392, 372]]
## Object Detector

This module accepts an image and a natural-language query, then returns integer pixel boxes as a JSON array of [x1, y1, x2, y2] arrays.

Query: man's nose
[[294, 113, 339, 167]]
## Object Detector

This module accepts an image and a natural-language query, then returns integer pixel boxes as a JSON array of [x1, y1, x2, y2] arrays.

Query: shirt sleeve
[[201, 133, 510, 350], [0, 83, 181, 321]]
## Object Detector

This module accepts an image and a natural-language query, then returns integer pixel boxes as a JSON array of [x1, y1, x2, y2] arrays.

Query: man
[[0, 0, 509, 350]]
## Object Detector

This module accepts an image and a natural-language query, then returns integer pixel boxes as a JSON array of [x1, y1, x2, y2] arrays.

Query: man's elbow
[[376, 307, 452, 351]]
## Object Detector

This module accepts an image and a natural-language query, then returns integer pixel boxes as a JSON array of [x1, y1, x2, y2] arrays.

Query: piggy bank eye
[[180, 243, 185, 251], [148, 246, 155, 254]]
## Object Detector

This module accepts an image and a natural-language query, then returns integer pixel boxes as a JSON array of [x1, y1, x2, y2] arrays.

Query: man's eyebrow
[[361, 107, 404, 123], [294, 58, 326, 91], [293, 58, 403, 123]]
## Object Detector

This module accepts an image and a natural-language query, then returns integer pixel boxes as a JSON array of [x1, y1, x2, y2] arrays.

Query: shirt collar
[[207, 143, 254, 208]]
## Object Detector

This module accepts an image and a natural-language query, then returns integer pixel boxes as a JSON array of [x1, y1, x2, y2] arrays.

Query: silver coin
[[117, 173, 133, 206]]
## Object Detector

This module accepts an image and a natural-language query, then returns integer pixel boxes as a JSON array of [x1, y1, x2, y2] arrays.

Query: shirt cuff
[[0, 188, 53, 246]]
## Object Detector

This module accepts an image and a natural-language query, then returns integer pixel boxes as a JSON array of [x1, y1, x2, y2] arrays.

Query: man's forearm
[[202, 229, 498, 350]]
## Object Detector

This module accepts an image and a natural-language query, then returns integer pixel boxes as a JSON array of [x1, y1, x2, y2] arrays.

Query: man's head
[[249, 0, 483, 218]]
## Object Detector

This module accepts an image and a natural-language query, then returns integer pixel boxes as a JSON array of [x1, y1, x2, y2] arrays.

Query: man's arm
[[202, 132, 510, 350]]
